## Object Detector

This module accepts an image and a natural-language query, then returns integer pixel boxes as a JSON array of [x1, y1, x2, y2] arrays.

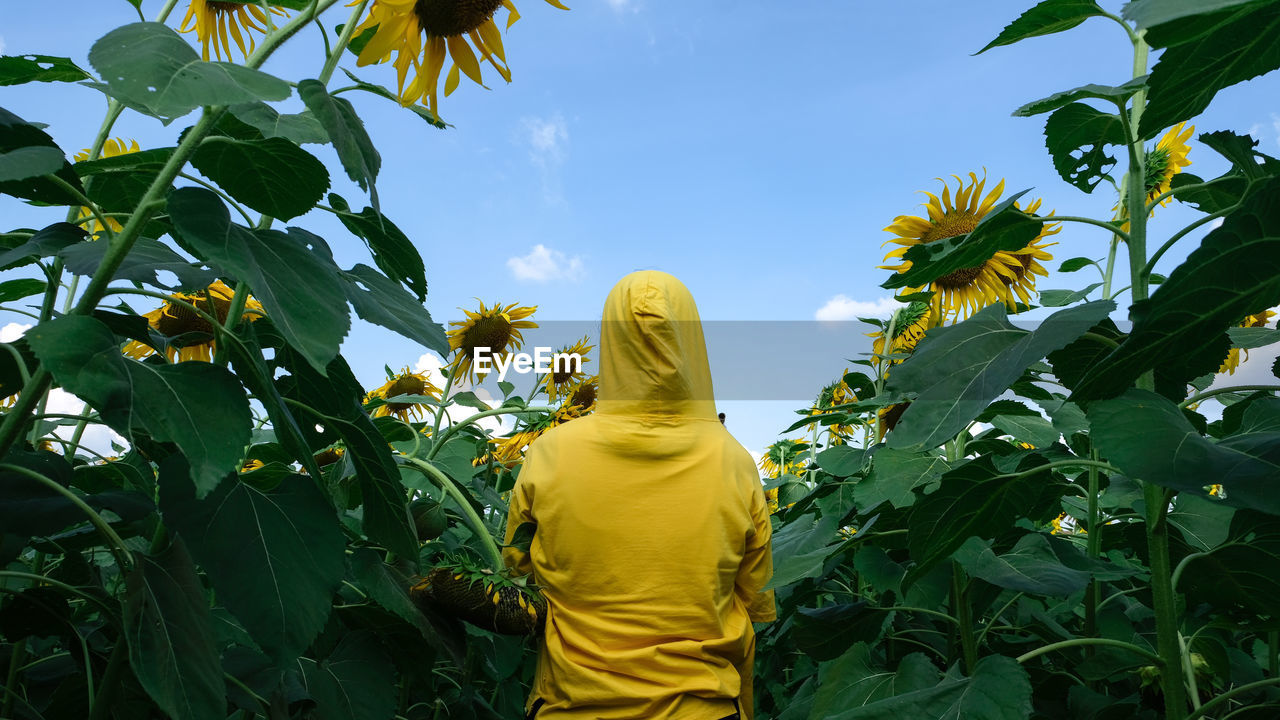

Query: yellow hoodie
[[503, 270, 776, 720]]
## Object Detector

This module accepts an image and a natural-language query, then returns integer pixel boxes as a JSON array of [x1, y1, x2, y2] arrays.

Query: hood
[[596, 270, 717, 418]]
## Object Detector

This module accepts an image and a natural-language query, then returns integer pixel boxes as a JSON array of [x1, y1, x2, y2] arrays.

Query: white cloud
[[507, 244, 584, 283], [814, 295, 899, 322], [523, 114, 569, 202], [1, 322, 31, 342]]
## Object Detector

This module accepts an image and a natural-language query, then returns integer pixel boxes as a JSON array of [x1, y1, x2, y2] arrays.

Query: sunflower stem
[[1049, 215, 1130, 242], [1143, 204, 1239, 279], [1180, 385, 1280, 408], [154, 0, 182, 22], [1016, 637, 1162, 666], [400, 456, 504, 571], [319, 0, 369, 85], [214, 281, 252, 367], [1101, 237, 1119, 298], [427, 406, 556, 460]]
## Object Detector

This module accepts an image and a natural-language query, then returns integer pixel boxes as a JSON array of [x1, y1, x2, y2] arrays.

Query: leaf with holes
[[342, 264, 449, 357], [329, 193, 427, 300], [0, 55, 91, 86], [1043, 103, 1125, 192]]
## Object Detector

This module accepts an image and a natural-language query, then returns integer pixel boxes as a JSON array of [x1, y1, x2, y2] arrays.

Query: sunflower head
[[74, 138, 140, 235], [1147, 123, 1194, 209], [881, 173, 1056, 321], [366, 366, 442, 422], [807, 372, 859, 443], [542, 336, 593, 400], [123, 279, 265, 363], [1218, 308, 1276, 375], [869, 301, 932, 366], [179, 0, 289, 61], [759, 439, 809, 479], [447, 300, 538, 384]]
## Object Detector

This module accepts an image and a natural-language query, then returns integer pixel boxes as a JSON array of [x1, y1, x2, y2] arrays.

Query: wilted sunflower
[[366, 366, 442, 422], [541, 336, 592, 401], [806, 372, 859, 444], [869, 301, 932, 367], [179, 0, 289, 61], [759, 439, 808, 479], [123, 280, 264, 362], [1219, 309, 1277, 374], [447, 300, 538, 384], [881, 173, 1058, 321], [488, 383, 593, 465], [351, 0, 569, 115], [73, 138, 140, 235]]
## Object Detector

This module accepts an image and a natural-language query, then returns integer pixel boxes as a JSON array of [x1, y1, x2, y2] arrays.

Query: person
[[503, 270, 776, 719]]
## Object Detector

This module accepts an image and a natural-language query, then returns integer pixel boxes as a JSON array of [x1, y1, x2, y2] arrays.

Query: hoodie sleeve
[[502, 462, 537, 579], [737, 477, 776, 623]]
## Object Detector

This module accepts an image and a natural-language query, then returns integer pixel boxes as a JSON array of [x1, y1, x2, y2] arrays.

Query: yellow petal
[[447, 35, 486, 87]]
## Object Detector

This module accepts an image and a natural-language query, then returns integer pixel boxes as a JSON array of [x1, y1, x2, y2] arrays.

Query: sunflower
[[1114, 123, 1194, 229], [446, 300, 538, 385], [805, 372, 859, 444], [881, 173, 1058, 322], [74, 138, 140, 235], [759, 439, 808, 479], [365, 366, 442, 422], [1050, 512, 1085, 536], [868, 301, 931, 367], [123, 280, 264, 363], [1208, 484, 1226, 500], [764, 487, 780, 514], [179, 0, 289, 61], [487, 380, 593, 465], [351, 0, 569, 115], [541, 336, 593, 401], [1218, 309, 1276, 375]]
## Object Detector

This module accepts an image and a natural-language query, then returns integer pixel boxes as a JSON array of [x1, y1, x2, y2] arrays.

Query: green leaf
[[905, 454, 1062, 586], [955, 533, 1090, 595], [1168, 493, 1236, 551], [26, 315, 251, 496], [1042, 103, 1125, 192], [793, 602, 888, 661], [1058, 256, 1096, 273], [1229, 326, 1280, 350], [990, 413, 1060, 447], [816, 445, 865, 477], [298, 79, 381, 208], [855, 448, 947, 510], [349, 548, 434, 638], [59, 236, 214, 290], [0, 146, 65, 182], [88, 23, 290, 123], [0, 107, 85, 205], [829, 655, 1032, 720], [810, 646, 936, 720], [0, 222, 88, 270], [190, 136, 329, 221], [160, 459, 347, 666], [339, 68, 448, 130], [297, 632, 397, 720], [885, 301, 1113, 450], [1039, 283, 1103, 307], [764, 513, 841, 590], [228, 102, 330, 145], [1071, 177, 1280, 400], [1138, 3, 1280, 138], [73, 146, 175, 214], [1014, 77, 1147, 117], [977, 0, 1105, 54], [1198, 130, 1280, 184], [1089, 389, 1280, 515], [124, 536, 226, 720], [329, 193, 427, 300], [167, 187, 350, 373], [342, 264, 449, 360], [0, 278, 45, 302], [881, 192, 1043, 291], [1124, 0, 1272, 40], [0, 55, 91, 86], [1181, 510, 1280, 617], [1170, 171, 1247, 214]]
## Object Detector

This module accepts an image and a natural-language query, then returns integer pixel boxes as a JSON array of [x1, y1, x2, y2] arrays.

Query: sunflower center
[[414, 0, 504, 36], [386, 375, 428, 411], [155, 293, 231, 339], [206, 1, 244, 13], [461, 315, 514, 355], [934, 265, 984, 289], [918, 211, 980, 245], [569, 382, 596, 408]]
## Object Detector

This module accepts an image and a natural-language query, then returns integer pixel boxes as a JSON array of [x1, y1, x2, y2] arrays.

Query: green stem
[[1145, 176, 1237, 213], [1050, 215, 1130, 242], [952, 562, 977, 674], [1081, 331, 1121, 349], [319, 0, 370, 85], [1179, 633, 1202, 711], [47, 176, 114, 239], [400, 456, 503, 570], [873, 309, 900, 442], [974, 592, 1023, 651], [426, 405, 555, 460], [1017, 637, 1162, 666], [0, 464, 134, 570], [1144, 205, 1239, 279], [1004, 459, 1121, 482], [1099, 9, 1141, 44], [212, 281, 251, 367], [154, 0, 182, 22], [866, 605, 960, 626], [1084, 447, 1102, 648], [1146, 480, 1189, 719], [1185, 677, 1280, 720], [1181, 385, 1280, 408], [88, 640, 127, 720]]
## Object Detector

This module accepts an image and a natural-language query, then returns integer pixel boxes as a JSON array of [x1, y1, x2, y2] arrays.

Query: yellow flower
[[487, 379, 594, 465], [314, 445, 346, 467], [365, 366, 442, 422], [123, 280, 264, 363], [881, 173, 1058, 322], [179, 0, 288, 61], [1050, 512, 1085, 535], [764, 487, 779, 514], [869, 301, 931, 367], [1114, 123, 1194, 229], [1218, 309, 1276, 375], [350, 0, 569, 116], [759, 439, 808, 479], [446, 300, 538, 385], [806, 372, 859, 444], [541, 336, 593, 401], [73, 139, 140, 235], [1208, 484, 1226, 499], [241, 459, 265, 472]]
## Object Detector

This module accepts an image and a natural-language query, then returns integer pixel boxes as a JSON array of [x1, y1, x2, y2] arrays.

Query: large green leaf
[[1014, 77, 1147, 117], [167, 187, 350, 373], [793, 602, 889, 662], [0, 222, 88, 270], [59, 236, 214, 290], [977, 0, 1105, 53], [342, 264, 448, 356], [1071, 177, 1280, 401], [329, 193, 427, 300], [88, 23, 290, 123], [810, 646, 936, 720], [1042, 103, 1125, 192], [26, 315, 251, 497], [228, 102, 330, 145], [160, 459, 346, 666], [191, 136, 329, 221], [854, 448, 947, 510], [0, 55, 91, 86], [1088, 389, 1280, 515], [954, 533, 1089, 596], [885, 301, 1113, 450], [764, 513, 842, 590], [990, 413, 1060, 447], [881, 192, 1043, 291], [0, 146, 64, 182], [73, 147, 175, 213], [905, 454, 1063, 586], [1181, 510, 1280, 617], [829, 655, 1032, 720], [298, 80, 381, 209], [297, 632, 397, 720], [1126, 0, 1274, 46], [124, 536, 226, 720], [1138, 3, 1280, 138], [0, 107, 84, 205]]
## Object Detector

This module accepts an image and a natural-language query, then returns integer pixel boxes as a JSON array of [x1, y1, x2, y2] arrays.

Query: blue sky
[[2, 0, 1279, 457]]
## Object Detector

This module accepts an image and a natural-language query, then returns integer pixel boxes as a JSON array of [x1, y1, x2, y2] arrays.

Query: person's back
[[504, 270, 775, 719]]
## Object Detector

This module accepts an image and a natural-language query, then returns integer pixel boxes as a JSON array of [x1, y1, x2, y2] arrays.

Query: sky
[[2, 0, 1279, 459]]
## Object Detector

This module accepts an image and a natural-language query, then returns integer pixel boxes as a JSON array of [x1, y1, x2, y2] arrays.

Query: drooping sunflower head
[[123, 279, 265, 363], [74, 138, 140, 235], [868, 301, 931, 366], [486, 382, 591, 466], [542, 336, 593, 400], [807, 372, 859, 444], [446, 300, 538, 384], [881, 173, 1057, 321], [352, 0, 569, 115], [759, 439, 809, 479], [1219, 308, 1277, 375], [562, 375, 597, 413], [179, 0, 289, 61], [1146, 122, 1194, 209], [365, 366, 442, 422]]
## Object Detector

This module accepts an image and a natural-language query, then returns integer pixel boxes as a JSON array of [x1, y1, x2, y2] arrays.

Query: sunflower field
[[1, 0, 1279, 719]]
